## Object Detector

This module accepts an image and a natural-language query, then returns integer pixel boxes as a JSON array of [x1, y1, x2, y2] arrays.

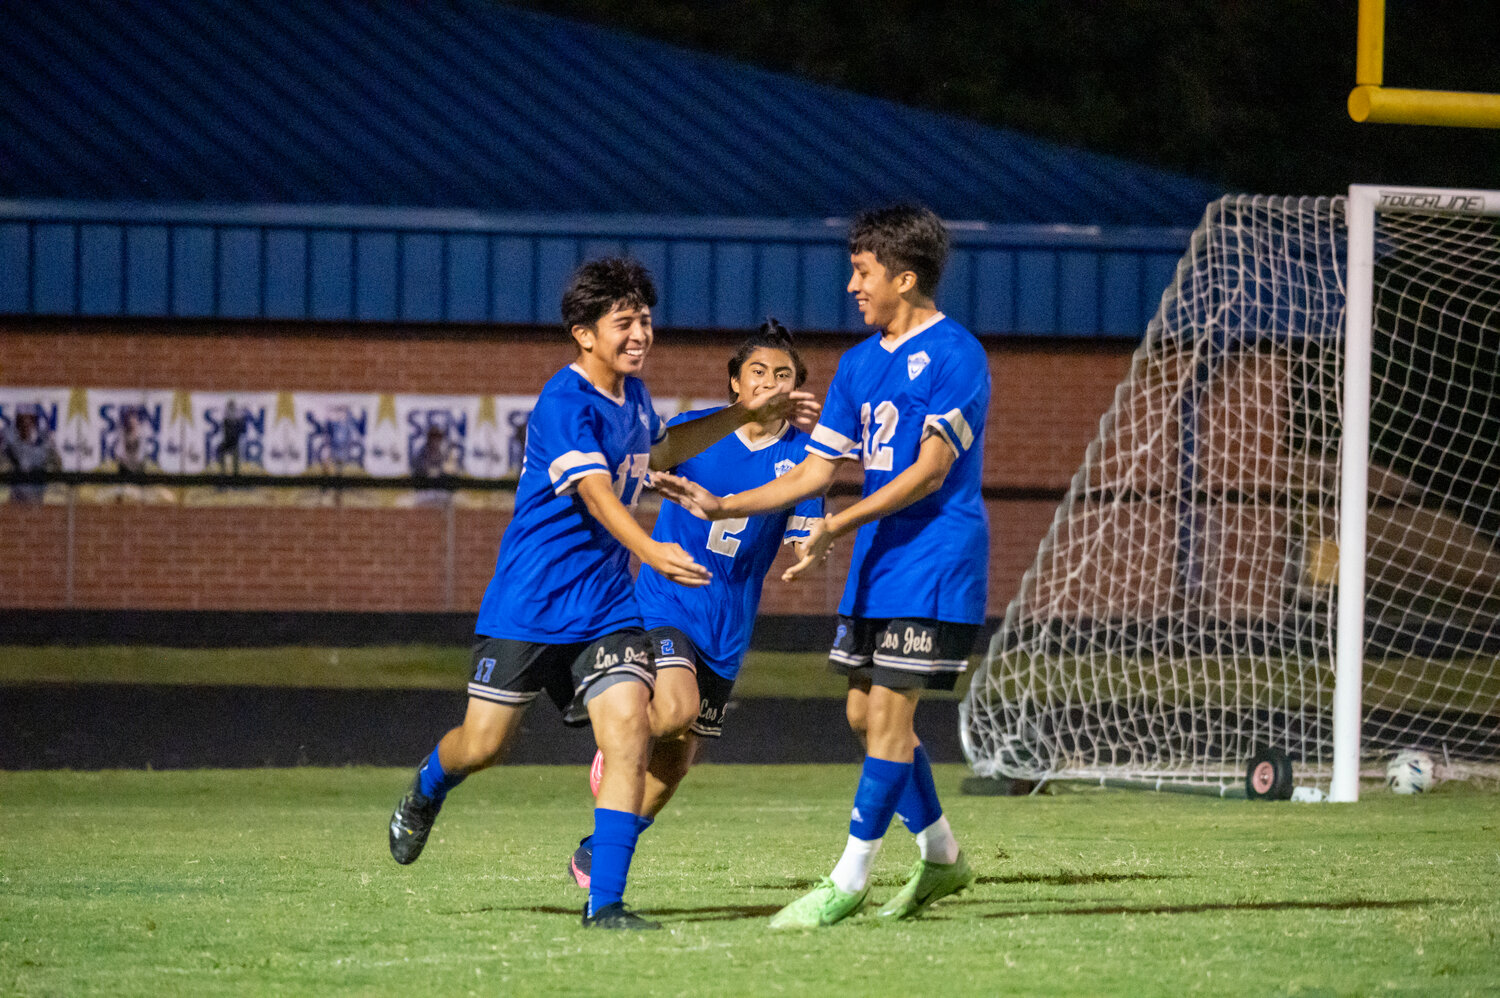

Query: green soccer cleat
[[768, 877, 869, 929], [873, 851, 976, 920]]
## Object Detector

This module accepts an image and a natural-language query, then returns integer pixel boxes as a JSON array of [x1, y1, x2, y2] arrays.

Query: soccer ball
[[1385, 749, 1437, 794]]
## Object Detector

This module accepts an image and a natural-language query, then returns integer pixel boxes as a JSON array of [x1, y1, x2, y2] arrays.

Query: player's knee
[[652, 692, 698, 739], [451, 723, 508, 770]]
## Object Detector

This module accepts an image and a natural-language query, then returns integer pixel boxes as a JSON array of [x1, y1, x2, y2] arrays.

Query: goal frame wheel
[[1245, 746, 1294, 800]]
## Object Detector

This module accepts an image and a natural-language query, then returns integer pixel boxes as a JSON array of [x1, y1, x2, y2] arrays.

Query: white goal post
[[961, 185, 1500, 801]]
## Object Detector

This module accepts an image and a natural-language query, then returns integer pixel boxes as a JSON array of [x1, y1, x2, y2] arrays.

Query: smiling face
[[730, 346, 797, 404], [573, 301, 654, 383], [847, 250, 912, 329]]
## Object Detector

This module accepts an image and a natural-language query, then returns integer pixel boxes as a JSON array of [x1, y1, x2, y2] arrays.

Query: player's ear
[[571, 323, 595, 352]]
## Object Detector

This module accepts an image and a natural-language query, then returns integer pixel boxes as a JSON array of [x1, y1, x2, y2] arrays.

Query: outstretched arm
[[574, 474, 711, 587], [653, 452, 838, 520], [649, 390, 821, 471], [782, 433, 956, 580]]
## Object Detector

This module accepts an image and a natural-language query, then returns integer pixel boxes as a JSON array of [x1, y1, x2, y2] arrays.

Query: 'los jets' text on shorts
[[648, 625, 737, 738], [829, 615, 979, 692], [467, 628, 655, 725]]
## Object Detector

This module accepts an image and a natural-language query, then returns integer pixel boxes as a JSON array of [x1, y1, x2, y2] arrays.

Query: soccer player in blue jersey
[[567, 320, 825, 889], [386, 258, 818, 931], [656, 204, 988, 927]]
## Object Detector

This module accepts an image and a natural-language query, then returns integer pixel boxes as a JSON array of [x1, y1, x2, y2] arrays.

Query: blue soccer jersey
[[637, 408, 824, 680], [474, 364, 664, 643], [806, 314, 990, 624]]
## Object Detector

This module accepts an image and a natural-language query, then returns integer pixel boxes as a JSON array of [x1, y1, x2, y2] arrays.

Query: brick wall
[[1, 318, 1133, 619]]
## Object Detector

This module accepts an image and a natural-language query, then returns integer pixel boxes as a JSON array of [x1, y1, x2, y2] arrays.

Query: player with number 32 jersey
[[807, 315, 989, 626]]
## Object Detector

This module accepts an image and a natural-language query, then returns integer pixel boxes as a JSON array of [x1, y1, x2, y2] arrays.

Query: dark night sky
[[511, 0, 1500, 197]]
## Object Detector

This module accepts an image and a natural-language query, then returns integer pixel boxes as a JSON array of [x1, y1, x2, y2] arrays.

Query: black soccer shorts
[[466, 628, 655, 725], [828, 615, 980, 692], [648, 625, 737, 739]]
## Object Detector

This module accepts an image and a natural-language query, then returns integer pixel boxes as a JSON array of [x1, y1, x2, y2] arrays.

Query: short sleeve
[[783, 493, 826, 544], [530, 396, 610, 497], [921, 344, 989, 458], [806, 357, 861, 461]]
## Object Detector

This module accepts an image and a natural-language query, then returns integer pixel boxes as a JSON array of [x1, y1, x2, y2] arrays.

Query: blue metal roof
[[0, 0, 1218, 226], [0, 199, 1192, 336]]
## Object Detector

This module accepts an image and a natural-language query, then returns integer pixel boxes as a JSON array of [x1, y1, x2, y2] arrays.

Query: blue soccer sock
[[895, 744, 943, 833], [830, 755, 911, 893], [579, 814, 650, 854], [415, 746, 466, 801], [848, 755, 911, 842], [587, 808, 641, 916]]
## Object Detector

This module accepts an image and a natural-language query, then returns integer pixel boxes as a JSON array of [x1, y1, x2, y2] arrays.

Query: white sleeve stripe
[[551, 466, 609, 496], [930, 409, 974, 450], [549, 450, 608, 485], [783, 515, 821, 543], [809, 424, 858, 458], [923, 421, 961, 458]]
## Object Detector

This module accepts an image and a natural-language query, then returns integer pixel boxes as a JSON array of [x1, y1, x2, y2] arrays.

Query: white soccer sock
[[915, 816, 959, 865], [829, 835, 882, 894]]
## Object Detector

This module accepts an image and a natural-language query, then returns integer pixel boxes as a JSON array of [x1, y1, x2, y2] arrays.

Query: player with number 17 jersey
[[475, 363, 663, 643], [806, 315, 989, 624], [636, 408, 824, 680]]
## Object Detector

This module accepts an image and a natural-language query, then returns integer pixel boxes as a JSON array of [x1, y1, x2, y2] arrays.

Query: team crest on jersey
[[774, 459, 795, 477], [637, 408, 650, 430], [907, 350, 931, 380]]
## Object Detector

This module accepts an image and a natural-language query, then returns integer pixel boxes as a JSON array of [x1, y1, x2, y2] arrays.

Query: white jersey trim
[[924, 409, 975, 456], [877, 312, 945, 353], [549, 449, 609, 495], [808, 423, 859, 459], [568, 363, 627, 405], [783, 514, 821, 543], [733, 419, 791, 452]]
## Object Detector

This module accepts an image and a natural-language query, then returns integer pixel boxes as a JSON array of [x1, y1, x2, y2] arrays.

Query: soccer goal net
[[961, 186, 1500, 799]]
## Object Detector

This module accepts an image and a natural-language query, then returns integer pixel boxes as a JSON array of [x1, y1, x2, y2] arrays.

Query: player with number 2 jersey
[[637, 406, 823, 679]]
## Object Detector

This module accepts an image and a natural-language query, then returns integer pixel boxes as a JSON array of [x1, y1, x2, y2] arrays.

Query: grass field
[[2, 765, 1498, 997]]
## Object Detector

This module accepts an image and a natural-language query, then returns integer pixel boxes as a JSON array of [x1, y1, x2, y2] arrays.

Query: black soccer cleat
[[581, 901, 661, 930], [388, 779, 443, 865]]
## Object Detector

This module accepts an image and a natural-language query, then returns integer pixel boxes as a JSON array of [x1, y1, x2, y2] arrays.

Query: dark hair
[[848, 203, 950, 298], [727, 318, 807, 399], [560, 257, 658, 335]]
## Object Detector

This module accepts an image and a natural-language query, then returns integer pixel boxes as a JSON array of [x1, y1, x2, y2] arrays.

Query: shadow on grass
[[974, 897, 1439, 919], [457, 903, 784, 922], [978, 872, 1179, 887]]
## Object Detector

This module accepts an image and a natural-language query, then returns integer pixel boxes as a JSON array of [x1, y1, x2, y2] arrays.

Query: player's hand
[[742, 387, 821, 433], [781, 519, 835, 581], [649, 471, 725, 520], [645, 540, 712, 587]]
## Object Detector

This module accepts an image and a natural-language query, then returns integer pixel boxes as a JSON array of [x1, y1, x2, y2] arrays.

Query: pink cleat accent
[[589, 749, 604, 796]]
